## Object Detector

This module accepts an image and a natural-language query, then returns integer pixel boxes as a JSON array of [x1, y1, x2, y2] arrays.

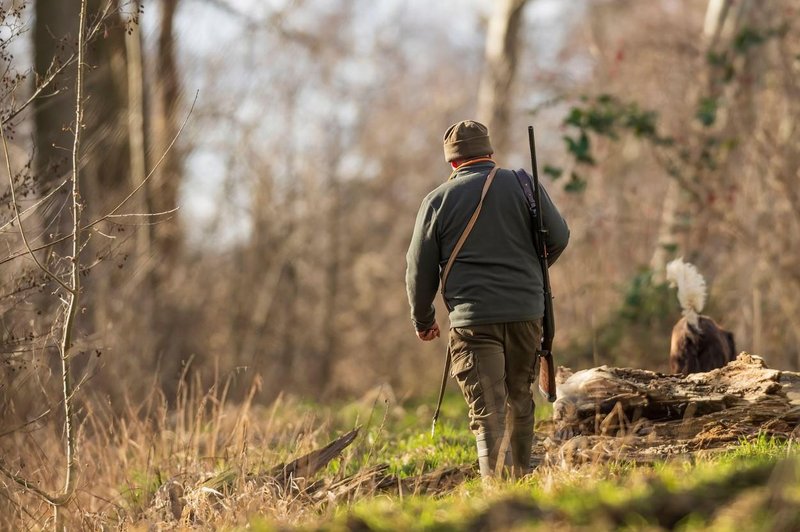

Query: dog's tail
[[666, 258, 706, 328]]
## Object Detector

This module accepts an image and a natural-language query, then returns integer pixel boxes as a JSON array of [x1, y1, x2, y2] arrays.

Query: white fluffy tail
[[665, 258, 706, 328]]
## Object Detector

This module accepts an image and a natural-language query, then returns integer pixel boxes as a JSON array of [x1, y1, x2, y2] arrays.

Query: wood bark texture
[[546, 353, 800, 464], [476, 0, 529, 154]]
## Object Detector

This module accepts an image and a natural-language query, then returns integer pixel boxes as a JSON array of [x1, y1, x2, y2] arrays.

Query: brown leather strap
[[440, 166, 498, 310]]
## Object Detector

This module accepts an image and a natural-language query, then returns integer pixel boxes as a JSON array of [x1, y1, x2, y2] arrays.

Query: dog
[[666, 258, 736, 375]]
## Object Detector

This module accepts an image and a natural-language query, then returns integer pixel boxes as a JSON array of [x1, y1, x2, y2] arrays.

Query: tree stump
[[546, 353, 800, 463]]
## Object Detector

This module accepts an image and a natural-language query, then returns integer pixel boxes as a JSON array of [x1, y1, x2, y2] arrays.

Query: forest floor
[[3, 361, 800, 530]]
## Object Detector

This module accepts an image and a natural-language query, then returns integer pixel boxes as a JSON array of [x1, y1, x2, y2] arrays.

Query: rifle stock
[[538, 352, 557, 402]]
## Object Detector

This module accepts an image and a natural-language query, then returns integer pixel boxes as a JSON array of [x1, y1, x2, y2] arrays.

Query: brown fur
[[669, 315, 736, 375]]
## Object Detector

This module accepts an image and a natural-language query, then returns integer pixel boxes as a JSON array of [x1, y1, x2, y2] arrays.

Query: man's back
[[405, 161, 569, 329]]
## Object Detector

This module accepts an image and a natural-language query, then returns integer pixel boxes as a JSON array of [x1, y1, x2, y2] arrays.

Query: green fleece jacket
[[405, 162, 569, 331]]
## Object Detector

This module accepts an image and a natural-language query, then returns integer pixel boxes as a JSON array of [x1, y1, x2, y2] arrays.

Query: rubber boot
[[476, 431, 511, 479], [510, 422, 534, 478]]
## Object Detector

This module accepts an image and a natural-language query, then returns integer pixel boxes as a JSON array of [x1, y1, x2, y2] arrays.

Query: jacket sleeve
[[539, 184, 570, 266], [405, 197, 440, 331]]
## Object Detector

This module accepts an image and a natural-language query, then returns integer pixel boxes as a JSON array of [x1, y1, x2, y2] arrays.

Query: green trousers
[[448, 319, 542, 479]]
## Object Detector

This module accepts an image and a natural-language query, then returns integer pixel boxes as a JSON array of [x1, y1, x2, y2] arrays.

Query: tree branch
[[0, 177, 69, 234], [0, 92, 197, 268], [1, 125, 74, 294], [0, 1, 113, 128]]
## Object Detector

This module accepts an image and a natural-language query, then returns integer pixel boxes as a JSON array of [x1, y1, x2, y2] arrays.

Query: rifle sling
[[513, 169, 550, 340], [432, 166, 498, 436], [439, 166, 498, 311], [513, 169, 538, 217]]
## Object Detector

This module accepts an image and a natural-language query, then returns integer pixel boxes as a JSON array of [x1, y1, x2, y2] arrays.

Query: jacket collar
[[448, 160, 496, 181]]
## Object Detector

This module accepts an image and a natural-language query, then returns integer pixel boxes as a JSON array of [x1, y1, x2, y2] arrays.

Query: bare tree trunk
[[125, 0, 150, 260], [703, 0, 733, 47], [33, 0, 78, 258], [648, 0, 738, 280], [138, 0, 184, 394], [280, 261, 298, 389], [123, 0, 159, 367], [35, 0, 131, 311], [32, 0, 138, 410], [649, 180, 682, 281], [476, 0, 530, 154], [149, 0, 183, 265], [319, 167, 341, 394], [84, 0, 131, 337]]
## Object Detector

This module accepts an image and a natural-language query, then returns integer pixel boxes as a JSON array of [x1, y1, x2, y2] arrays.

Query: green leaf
[[696, 97, 718, 127], [723, 63, 735, 82], [585, 107, 617, 136], [564, 107, 584, 128], [706, 51, 729, 67], [576, 131, 595, 164], [543, 165, 563, 180], [596, 93, 615, 105], [734, 27, 766, 53], [564, 132, 594, 164], [662, 243, 678, 254], [564, 172, 587, 193], [624, 108, 658, 137], [721, 137, 740, 151]]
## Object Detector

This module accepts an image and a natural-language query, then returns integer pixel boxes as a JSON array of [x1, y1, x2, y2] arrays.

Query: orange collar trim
[[456, 157, 494, 170], [448, 158, 495, 180]]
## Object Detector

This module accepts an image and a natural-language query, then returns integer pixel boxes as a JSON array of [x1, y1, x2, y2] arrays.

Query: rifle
[[513, 125, 557, 402]]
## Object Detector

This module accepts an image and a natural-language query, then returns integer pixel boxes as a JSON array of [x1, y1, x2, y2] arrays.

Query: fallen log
[[547, 353, 800, 463], [270, 427, 360, 486]]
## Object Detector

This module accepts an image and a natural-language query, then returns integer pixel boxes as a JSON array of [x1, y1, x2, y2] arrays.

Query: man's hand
[[416, 322, 441, 341]]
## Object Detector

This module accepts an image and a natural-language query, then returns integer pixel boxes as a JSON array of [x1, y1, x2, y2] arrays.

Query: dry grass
[[0, 369, 373, 529]]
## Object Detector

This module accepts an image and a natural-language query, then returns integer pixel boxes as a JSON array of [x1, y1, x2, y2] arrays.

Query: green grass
[[238, 395, 800, 531], [320, 391, 476, 478], [723, 432, 796, 461], [323, 452, 800, 531], [317, 390, 557, 479], [264, 397, 800, 531]]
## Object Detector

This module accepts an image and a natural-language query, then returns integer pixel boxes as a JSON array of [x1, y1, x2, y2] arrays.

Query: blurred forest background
[[1, 0, 799, 428]]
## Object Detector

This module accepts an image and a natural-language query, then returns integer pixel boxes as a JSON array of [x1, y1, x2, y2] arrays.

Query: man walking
[[405, 120, 569, 478]]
